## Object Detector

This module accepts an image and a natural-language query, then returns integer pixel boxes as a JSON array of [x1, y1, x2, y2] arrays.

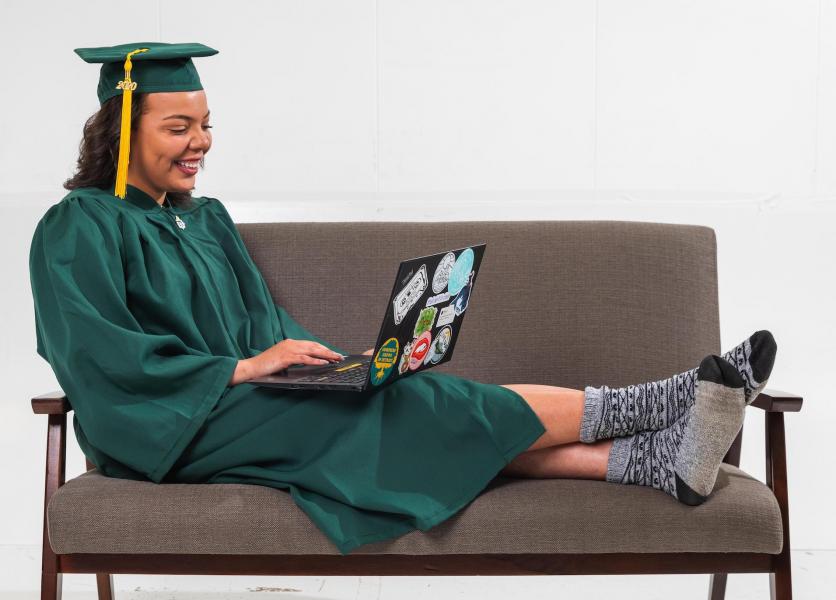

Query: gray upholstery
[[48, 221, 782, 556], [48, 464, 782, 555], [238, 221, 721, 390]]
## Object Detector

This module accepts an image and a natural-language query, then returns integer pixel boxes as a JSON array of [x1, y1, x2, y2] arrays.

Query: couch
[[32, 220, 803, 599]]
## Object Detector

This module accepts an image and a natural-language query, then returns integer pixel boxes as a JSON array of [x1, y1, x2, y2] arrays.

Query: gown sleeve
[[29, 197, 239, 483], [204, 195, 352, 357]]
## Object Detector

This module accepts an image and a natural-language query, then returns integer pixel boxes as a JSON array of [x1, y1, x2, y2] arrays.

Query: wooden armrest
[[749, 388, 803, 412], [31, 390, 70, 415]]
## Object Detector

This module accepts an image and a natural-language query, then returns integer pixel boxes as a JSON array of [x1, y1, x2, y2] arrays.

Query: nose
[[189, 127, 211, 153]]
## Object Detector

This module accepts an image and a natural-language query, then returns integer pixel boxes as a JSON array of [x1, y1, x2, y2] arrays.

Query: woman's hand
[[362, 348, 374, 356], [231, 339, 344, 385]]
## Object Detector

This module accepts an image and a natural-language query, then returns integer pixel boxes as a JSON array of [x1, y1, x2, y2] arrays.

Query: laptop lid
[[364, 243, 486, 390]]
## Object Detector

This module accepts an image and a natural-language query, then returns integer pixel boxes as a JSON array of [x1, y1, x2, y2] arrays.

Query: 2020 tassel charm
[[114, 48, 149, 199]]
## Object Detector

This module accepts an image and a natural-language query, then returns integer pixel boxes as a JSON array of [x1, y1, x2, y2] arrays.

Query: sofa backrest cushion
[[236, 220, 720, 389]]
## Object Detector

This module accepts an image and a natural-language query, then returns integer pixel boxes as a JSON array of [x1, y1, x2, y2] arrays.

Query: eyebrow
[[162, 110, 211, 121]]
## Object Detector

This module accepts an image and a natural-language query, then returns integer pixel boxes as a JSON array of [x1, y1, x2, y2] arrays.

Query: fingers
[[296, 354, 331, 366], [317, 344, 344, 361], [296, 340, 344, 361]]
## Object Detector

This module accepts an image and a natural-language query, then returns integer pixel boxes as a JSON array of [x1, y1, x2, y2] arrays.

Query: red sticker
[[409, 331, 432, 371]]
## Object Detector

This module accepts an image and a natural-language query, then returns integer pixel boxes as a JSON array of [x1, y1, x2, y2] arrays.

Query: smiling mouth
[[173, 160, 199, 175]]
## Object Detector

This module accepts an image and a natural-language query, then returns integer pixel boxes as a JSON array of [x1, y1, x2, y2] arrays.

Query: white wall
[[1, 0, 834, 593]]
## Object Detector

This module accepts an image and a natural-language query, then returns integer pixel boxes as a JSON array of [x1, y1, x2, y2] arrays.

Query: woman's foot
[[579, 330, 777, 442], [721, 329, 777, 406], [604, 354, 746, 505]]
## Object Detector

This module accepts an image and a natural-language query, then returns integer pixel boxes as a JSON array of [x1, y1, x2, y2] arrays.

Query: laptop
[[249, 243, 486, 392]]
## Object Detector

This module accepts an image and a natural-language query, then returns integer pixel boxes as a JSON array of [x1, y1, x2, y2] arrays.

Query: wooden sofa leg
[[41, 572, 62, 600], [41, 414, 67, 600], [766, 412, 792, 599], [770, 569, 791, 600], [96, 573, 115, 600], [708, 573, 727, 599]]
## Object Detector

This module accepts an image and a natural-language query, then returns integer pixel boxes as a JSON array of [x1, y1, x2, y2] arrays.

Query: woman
[[29, 42, 777, 555]]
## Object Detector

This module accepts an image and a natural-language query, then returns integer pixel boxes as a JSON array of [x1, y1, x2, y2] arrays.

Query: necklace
[[164, 196, 187, 230]]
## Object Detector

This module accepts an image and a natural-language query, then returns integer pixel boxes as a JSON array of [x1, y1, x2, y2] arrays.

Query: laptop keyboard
[[293, 359, 370, 385]]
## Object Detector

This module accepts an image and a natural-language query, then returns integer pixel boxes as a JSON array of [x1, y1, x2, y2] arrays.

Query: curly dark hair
[[64, 93, 202, 208]]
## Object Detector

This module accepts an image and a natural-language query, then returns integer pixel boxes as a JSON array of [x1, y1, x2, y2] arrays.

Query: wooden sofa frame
[[32, 387, 802, 599]]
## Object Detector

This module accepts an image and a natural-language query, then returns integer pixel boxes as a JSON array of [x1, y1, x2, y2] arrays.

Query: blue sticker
[[447, 248, 474, 295], [453, 270, 474, 316]]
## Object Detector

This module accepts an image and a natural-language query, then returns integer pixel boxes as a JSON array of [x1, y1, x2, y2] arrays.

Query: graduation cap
[[74, 42, 219, 199]]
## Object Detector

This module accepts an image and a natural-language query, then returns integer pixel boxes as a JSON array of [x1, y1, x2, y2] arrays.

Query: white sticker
[[425, 291, 450, 307], [437, 304, 455, 327], [432, 252, 456, 294], [427, 325, 453, 364], [393, 264, 428, 325]]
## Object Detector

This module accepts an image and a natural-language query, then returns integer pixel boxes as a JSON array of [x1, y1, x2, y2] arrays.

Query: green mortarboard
[[73, 42, 218, 198], [75, 42, 218, 105]]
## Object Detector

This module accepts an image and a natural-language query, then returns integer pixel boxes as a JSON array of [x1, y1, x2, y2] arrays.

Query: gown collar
[[105, 183, 205, 214], [124, 184, 165, 211]]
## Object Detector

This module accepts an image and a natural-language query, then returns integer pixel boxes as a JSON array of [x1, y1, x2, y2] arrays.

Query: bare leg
[[500, 439, 614, 480], [500, 384, 586, 449], [497, 384, 613, 480]]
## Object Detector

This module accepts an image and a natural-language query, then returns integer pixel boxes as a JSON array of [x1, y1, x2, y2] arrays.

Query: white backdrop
[[1, 0, 834, 596]]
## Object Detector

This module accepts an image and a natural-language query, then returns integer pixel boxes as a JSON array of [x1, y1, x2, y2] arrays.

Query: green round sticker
[[370, 337, 399, 386]]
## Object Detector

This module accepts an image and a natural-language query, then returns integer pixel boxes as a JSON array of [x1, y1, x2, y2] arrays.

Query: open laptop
[[249, 243, 486, 392]]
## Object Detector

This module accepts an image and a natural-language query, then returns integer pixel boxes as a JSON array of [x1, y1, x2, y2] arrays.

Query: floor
[[2, 550, 832, 599]]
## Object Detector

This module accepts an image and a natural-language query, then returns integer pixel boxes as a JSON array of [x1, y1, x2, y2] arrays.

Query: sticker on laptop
[[370, 337, 399, 386], [398, 339, 413, 375], [432, 251, 456, 294], [436, 304, 455, 327], [448, 248, 474, 295], [452, 270, 474, 316], [409, 331, 433, 371], [413, 306, 438, 338], [392, 264, 428, 325], [425, 325, 453, 365], [426, 291, 450, 307]]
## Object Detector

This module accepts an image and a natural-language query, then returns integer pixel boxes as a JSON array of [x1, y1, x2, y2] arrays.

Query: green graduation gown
[[28, 183, 546, 554]]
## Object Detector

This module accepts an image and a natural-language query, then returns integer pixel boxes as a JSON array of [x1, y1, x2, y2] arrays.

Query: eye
[[169, 125, 212, 134]]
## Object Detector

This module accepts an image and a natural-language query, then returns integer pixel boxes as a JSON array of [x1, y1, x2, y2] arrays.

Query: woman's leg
[[500, 438, 614, 480], [496, 384, 613, 480], [499, 384, 585, 449]]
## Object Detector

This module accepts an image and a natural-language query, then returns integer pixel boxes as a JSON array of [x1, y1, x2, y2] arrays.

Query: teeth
[[176, 161, 198, 169]]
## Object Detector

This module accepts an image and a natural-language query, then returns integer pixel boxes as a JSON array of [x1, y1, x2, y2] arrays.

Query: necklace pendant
[[175, 215, 186, 230]]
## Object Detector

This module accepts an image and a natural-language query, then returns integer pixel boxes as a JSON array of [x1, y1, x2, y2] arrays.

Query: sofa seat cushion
[[48, 463, 782, 555]]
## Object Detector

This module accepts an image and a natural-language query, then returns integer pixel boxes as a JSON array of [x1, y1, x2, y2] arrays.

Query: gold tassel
[[114, 48, 149, 199]]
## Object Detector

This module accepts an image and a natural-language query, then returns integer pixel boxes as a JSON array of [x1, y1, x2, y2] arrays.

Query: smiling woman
[[30, 42, 550, 555]]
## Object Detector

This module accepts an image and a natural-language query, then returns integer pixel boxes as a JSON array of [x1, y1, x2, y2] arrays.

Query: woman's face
[[127, 90, 212, 202]]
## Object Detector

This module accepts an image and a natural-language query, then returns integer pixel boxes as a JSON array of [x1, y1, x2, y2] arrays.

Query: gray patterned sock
[[579, 330, 776, 443], [605, 354, 746, 505]]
